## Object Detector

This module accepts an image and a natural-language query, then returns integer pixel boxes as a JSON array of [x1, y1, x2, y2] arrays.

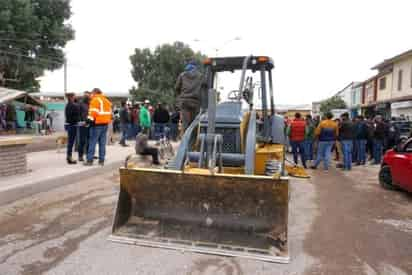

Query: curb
[[0, 160, 124, 206]]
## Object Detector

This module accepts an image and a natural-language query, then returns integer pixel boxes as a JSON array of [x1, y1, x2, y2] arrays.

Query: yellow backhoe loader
[[109, 56, 307, 263]]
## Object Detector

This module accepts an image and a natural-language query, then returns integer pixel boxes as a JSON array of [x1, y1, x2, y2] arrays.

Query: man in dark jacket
[[78, 92, 90, 161], [153, 103, 170, 140], [386, 118, 401, 150], [373, 115, 388, 165], [65, 93, 81, 164], [354, 115, 368, 165], [119, 101, 130, 146], [339, 113, 354, 170], [304, 115, 315, 161], [366, 117, 375, 161], [175, 62, 203, 131]]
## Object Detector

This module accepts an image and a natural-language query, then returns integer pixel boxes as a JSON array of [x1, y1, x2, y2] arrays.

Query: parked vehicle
[[390, 120, 411, 142], [379, 138, 412, 192]]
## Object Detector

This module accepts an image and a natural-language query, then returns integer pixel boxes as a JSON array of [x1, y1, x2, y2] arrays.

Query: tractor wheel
[[379, 165, 395, 190]]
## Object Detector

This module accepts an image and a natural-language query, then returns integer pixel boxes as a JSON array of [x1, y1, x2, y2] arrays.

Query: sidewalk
[[2, 131, 66, 152], [0, 143, 135, 206]]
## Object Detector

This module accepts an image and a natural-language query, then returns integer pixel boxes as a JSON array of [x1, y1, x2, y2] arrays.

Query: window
[[410, 66, 412, 88], [379, 77, 386, 90], [398, 70, 403, 91]]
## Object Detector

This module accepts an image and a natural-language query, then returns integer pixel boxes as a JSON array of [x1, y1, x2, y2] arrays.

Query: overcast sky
[[39, 0, 412, 104]]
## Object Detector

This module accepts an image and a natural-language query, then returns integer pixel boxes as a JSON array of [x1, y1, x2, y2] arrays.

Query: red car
[[379, 138, 412, 192]]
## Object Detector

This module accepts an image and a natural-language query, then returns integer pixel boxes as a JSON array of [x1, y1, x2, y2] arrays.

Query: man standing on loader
[[175, 61, 203, 131]]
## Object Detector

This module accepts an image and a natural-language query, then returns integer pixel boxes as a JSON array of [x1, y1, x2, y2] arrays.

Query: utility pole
[[64, 60, 67, 94]]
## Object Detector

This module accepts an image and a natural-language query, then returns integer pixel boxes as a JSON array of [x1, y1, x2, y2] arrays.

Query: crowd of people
[[64, 89, 112, 165], [64, 90, 183, 166], [286, 112, 411, 171], [116, 100, 180, 147], [63, 61, 203, 167]]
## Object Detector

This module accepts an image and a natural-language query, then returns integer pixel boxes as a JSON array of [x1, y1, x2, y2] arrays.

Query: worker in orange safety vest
[[84, 88, 112, 166]]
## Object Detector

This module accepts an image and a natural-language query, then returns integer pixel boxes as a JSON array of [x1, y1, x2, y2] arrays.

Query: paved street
[[0, 163, 411, 275]]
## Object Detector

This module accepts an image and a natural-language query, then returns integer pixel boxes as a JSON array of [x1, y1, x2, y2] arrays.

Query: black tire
[[379, 165, 395, 190]]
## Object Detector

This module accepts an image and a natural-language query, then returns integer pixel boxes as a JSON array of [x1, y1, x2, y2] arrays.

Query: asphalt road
[[0, 164, 411, 275]]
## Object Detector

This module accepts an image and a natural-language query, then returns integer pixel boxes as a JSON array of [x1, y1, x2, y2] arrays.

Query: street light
[[193, 37, 242, 91], [193, 36, 242, 57]]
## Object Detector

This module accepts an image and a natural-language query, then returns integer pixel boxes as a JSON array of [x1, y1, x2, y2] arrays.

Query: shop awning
[[0, 87, 45, 107]]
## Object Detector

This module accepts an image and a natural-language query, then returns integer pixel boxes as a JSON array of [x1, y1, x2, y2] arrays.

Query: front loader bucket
[[109, 168, 289, 263]]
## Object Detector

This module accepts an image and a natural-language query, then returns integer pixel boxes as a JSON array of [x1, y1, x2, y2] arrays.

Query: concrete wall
[[392, 55, 412, 99], [377, 72, 393, 101], [0, 144, 27, 177]]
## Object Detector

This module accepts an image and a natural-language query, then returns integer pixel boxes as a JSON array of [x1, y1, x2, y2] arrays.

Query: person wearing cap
[[175, 61, 203, 131], [139, 100, 151, 135], [64, 92, 81, 164], [84, 88, 112, 166]]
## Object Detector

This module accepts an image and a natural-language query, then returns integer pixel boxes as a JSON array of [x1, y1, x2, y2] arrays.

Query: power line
[[0, 44, 65, 60], [0, 50, 62, 65], [0, 49, 83, 69]]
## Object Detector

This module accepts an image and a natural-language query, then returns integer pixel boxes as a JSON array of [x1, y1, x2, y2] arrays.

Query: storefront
[[362, 103, 391, 119], [0, 87, 46, 134], [391, 101, 412, 120], [375, 103, 391, 120]]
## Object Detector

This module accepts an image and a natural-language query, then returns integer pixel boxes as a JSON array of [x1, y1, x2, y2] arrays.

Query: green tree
[[0, 0, 74, 92], [320, 96, 347, 114], [129, 41, 204, 106]]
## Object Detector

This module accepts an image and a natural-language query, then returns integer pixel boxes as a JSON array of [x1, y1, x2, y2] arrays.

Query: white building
[[334, 82, 361, 118]]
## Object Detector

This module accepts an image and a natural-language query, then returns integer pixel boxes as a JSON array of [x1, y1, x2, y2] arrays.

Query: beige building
[[371, 49, 412, 118], [392, 54, 412, 98], [376, 71, 392, 102], [363, 77, 376, 105]]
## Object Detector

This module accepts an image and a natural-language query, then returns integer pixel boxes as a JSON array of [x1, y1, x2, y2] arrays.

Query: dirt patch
[[190, 258, 244, 275], [0, 171, 119, 274], [304, 166, 412, 274]]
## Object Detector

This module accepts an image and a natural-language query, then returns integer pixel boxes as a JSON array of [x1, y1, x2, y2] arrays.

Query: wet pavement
[[0, 163, 411, 275]]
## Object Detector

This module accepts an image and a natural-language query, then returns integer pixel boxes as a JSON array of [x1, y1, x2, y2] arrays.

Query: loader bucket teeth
[[109, 167, 290, 263]]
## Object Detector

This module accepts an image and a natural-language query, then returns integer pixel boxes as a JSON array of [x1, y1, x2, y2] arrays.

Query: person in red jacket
[[287, 112, 307, 168]]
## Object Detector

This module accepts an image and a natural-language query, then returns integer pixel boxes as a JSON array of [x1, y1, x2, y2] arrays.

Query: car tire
[[379, 165, 395, 190]]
